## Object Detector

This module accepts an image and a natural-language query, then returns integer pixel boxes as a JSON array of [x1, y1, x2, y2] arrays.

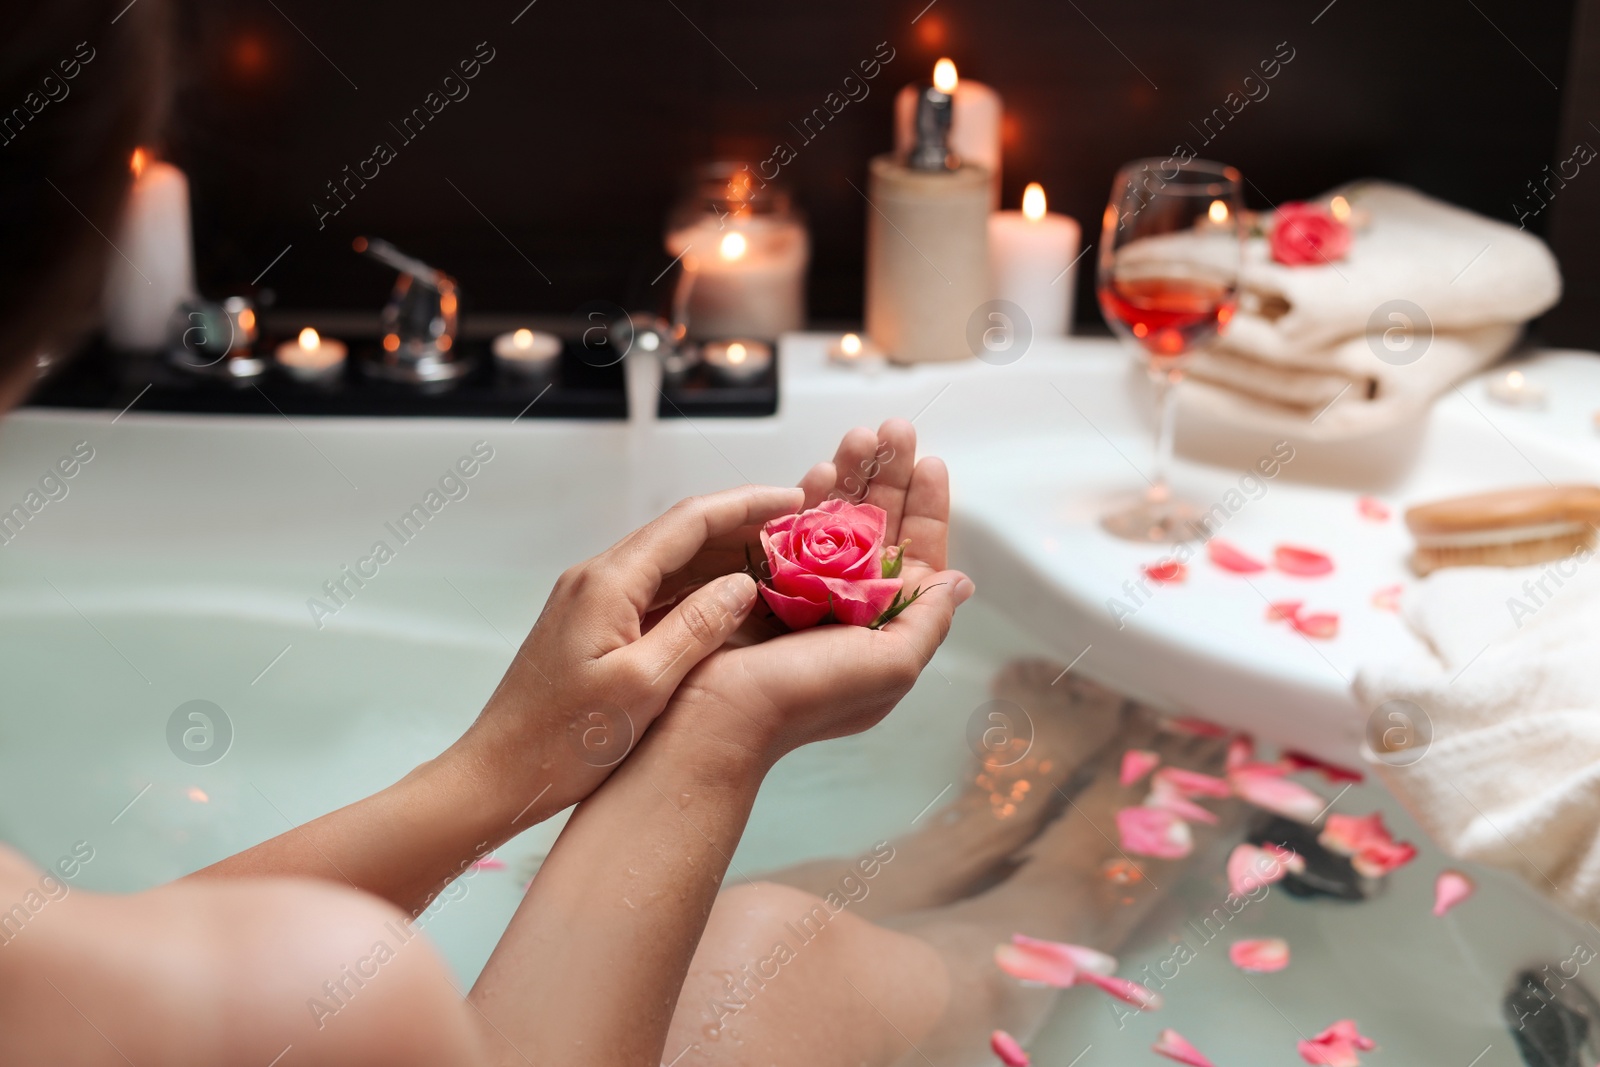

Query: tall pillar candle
[[894, 59, 1002, 207], [988, 182, 1081, 338], [103, 148, 196, 351]]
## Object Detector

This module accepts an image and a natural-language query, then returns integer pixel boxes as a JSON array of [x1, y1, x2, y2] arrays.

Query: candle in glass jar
[[701, 339, 772, 384], [988, 183, 1080, 339], [665, 219, 808, 341], [894, 59, 1002, 206], [103, 148, 197, 350], [276, 327, 347, 381]]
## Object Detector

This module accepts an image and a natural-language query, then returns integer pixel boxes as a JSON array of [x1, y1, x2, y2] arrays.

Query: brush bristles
[[1410, 528, 1597, 576]]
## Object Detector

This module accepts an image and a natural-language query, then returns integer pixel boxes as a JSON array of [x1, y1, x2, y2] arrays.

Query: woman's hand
[[657, 420, 974, 771]]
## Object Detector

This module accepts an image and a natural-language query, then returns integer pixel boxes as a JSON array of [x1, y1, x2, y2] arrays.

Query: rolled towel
[[1354, 553, 1600, 927]]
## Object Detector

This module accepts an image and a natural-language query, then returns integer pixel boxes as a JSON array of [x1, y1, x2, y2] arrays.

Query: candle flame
[[130, 147, 147, 178], [1022, 182, 1047, 222], [1507, 369, 1524, 388], [933, 58, 958, 94], [513, 328, 533, 349], [298, 327, 320, 351], [1208, 199, 1230, 224], [719, 231, 747, 261], [1329, 195, 1351, 222], [726, 342, 748, 365], [840, 333, 862, 356]]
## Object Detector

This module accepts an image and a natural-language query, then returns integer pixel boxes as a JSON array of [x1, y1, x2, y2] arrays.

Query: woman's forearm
[[466, 709, 769, 1067]]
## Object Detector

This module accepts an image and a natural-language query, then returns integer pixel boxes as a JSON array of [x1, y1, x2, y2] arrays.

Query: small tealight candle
[[828, 332, 887, 368], [701, 339, 772, 384], [1487, 368, 1546, 408], [276, 327, 347, 382], [493, 327, 562, 376], [988, 183, 1081, 339]]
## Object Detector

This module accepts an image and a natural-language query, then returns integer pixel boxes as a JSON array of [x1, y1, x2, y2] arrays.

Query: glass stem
[[1147, 365, 1181, 506]]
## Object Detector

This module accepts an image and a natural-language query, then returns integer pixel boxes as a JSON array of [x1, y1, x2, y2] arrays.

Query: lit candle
[[1486, 368, 1546, 408], [664, 217, 808, 341], [988, 183, 1081, 339], [275, 327, 347, 382], [701, 339, 772, 384], [894, 59, 1003, 206], [103, 147, 197, 350], [493, 327, 562, 376], [827, 331, 886, 368]]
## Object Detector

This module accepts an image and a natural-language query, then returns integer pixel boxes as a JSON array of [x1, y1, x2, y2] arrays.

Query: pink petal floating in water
[[1433, 870, 1475, 916], [1153, 1028, 1216, 1067], [1291, 611, 1340, 639], [1229, 937, 1291, 973], [1208, 538, 1267, 573], [1297, 1019, 1376, 1066], [1146, 780, 1221, 825], [471, 856, 507, 871], [1144, 559, 1187, 584], [1266, 599, 1304, 623], [1117, 805, 1194, 859], [1230, 765, 1328, 822], [1121, 748, 1160, 786], [1320, 813, 1418, 877], [1281, 750, 1365, 784], [1154, 766, 1234, 799], [1227, 734, 1255, 772], [1076, 970, 1164, 1010], [995, 942, 1076, 987], [991, 1029, 1030, 1067], [1012, 934, 1118, 976], [1227, 843, 1301, 896], [1356, 497, 1391, 522], [1371, 583, 1403, 613]]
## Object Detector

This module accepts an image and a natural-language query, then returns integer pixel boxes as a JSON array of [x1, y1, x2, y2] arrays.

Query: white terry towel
[[1354, 553, 1600, 925], [1169, 181, 1561, 440]]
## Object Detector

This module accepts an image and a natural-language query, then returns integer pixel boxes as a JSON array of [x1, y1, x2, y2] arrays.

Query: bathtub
[[2, 335, 1597, 1063]]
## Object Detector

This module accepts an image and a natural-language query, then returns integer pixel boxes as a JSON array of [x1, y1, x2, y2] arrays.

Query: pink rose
[[1269, 202, 1352, 266], [758, 499, 903, 629]]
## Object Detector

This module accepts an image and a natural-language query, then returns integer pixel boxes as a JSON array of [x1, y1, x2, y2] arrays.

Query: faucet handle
[[354, 237, 471, 385]]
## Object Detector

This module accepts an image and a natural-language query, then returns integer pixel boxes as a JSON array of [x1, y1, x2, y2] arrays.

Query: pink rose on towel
[[758, 499, 907, 629], [1269, 202, 1352, 266]]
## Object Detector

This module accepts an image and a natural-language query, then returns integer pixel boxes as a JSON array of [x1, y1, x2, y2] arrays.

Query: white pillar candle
[[103, 148, 196, 350], [988, 183, 1080, 339], [664, 217, 808, 341], [894, 58, 1002, 206], [275, 327, 347, 382]]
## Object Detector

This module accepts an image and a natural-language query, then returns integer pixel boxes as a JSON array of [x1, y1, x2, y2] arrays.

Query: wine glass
[[1096, 158, 1244, 543]]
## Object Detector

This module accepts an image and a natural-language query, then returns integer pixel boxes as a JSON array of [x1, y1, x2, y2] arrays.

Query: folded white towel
[[1354, 553, 1600, 925]]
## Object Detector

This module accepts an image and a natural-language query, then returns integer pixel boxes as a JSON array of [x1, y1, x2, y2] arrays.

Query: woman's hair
[[0, 0, 170, 394]]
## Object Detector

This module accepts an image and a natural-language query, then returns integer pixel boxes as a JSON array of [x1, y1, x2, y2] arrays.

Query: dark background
[[165, 0, 1580, 331]]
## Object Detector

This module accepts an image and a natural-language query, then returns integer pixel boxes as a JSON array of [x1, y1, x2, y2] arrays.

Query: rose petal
[[1320, 813, 1418, 877], [1274, 544, 1335, 577], [1120, 748, 1160, 786], [1144, 559, 1187, 584], [470, 856, 506, 871], [1356, 497, 1391, 522], [995, 942, 1076, 987], [1207, 538, 1267, 573], [1230, 766, 1327, 822], [1166, 716, 1230, 737], [1229, 937, 1290, 973], [1227, 843, 1297, 896], [1117, 805, 1194, 859], [1371, 583, 1403, 613], [991, 1030, 1030, 1067], [1280, 750, 1365, 784], [1226, 734, 1255, 772], [1145, 781, 1220, 825], [1266, 600, 1303, 622], [1153, 1028, 1217, 1067], [1433, 870, 1475, 917], [1153, 766, 1233, 799], [1298, 1019, 1375, 1067], [758, 583, 834, 630], [1007, 934, 1117, 977], [1077, 970, 1164, 1010], [1291, 611, 1340, 639]]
